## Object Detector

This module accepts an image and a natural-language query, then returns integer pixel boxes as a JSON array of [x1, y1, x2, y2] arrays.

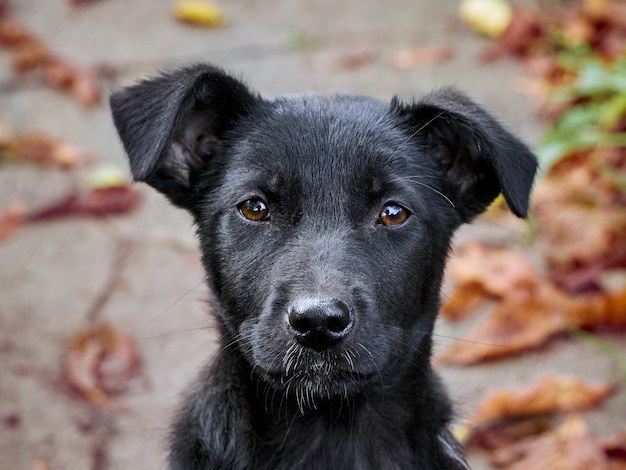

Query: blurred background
[[1, 0, 625, 468]]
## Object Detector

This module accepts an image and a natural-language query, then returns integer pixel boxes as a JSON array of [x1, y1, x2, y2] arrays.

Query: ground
[[1, 0, 624, 469]]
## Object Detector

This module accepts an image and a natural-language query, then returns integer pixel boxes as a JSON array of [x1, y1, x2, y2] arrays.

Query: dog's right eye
[[238, 199, 270, 222], [378, 202, 410, 227]]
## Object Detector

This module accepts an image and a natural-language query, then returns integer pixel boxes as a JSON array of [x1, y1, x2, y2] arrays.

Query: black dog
[[110, 64, 537, 470]]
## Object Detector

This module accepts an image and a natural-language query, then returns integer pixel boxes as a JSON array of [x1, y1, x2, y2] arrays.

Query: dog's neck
[[219, 338, 461, 469]]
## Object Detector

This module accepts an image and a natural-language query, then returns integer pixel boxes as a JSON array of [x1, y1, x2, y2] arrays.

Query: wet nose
[[287, 298, 353, 351]]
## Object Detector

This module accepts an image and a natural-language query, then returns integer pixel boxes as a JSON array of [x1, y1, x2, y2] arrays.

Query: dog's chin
[[257, 365, 374, 408]]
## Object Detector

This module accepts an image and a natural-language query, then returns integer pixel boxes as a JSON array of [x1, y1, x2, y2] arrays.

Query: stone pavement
[[1, 0, 624, 469]]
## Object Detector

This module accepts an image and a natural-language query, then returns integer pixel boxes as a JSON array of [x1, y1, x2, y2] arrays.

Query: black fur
[[110, 64, 537, 470]]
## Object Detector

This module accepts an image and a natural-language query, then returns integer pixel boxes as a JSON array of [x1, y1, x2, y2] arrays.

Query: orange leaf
[[63, 322, 142, 407], [0, 18, 32, 47], [445, 242, 541, 299], [7, 131, 91, 167], [0, 207, 26, 241], [467, 417, 552, 451], [440, 283, 485, 322], [44, 59, 101, 107], [468, 376, 616, 428], [390, 46, 454, 70], [491, 415, 614, 470], [0, 16, 101, 106], [437, 242, 626, 364], [338, 50, 377, 70], [436, 296, 568, 364]]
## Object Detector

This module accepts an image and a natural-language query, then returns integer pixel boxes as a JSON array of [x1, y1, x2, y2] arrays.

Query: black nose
[[287, 298, 353, 351]]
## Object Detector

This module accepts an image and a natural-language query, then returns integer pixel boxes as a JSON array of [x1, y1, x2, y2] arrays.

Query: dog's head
[[111, 64, 537, 407]]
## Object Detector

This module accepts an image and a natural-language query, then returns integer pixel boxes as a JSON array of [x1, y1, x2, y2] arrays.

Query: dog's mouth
[[253, 346, 378, 406], [258, 367, 375, 412]]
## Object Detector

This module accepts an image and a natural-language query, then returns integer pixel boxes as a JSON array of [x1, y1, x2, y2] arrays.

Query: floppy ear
[[393, 88, 538, 221], [110, 64, 258, 209]]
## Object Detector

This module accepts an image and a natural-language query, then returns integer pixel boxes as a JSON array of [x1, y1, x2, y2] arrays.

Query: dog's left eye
[[238, 198, 270, 222], [378, 202, 410, 226]]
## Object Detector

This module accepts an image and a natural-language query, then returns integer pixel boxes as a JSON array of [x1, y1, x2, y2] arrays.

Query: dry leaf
[[0, 207, 26, 241], [338, 50, 377, 70], [481, 8, 544, 62], [390, 46, 454, 70], [12, 39, 50, 72], [64, 322, 142, 407], [534, 151, 626, 293], [31, 460, 49, 470], [0, 166, 140, 242], [436, 295, 569, 364], [600, 432, 626, 461], [0, 15, 101, 106], [468, 417, 552, 451], [459, 0, 513, 38], [436, 242, 626, 364], [2, 131, 91, 167], [469, 375, 616, 428], [440, 284, 485, 322], [0, 18, 32, 47], [28, 185, 141, 222], [173, 0, 227, 26], [491, 415, 615, 469], [444, 242, 540, 300]]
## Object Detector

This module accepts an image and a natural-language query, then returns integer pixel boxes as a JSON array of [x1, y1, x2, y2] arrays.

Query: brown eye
[[238, 199, 269, 222], [379, 202, 410, 226]]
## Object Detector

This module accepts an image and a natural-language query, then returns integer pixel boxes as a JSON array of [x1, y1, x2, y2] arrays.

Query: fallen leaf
[[67, 65, 101, 107], [44, 59, 101, 107], [436, 242, 626, 364], [481, 8, 544, 62], [444, 242, 540, 299], [0, 18, 32, 47], [173, 0, 227, 26], [32, 460, 49, 470], [459, 0, 513, 38], [468, 375, 616, 428], [390, 46, 454, 70], [81, 163, 130, 189], [440, 283, 486, 322], [534, 150, 626, 292], [0, 207, 25, 241], [28, 185, 141, 222], [1, 131, 91, 167], [0, 165, 140, 242], [337, 50, 377, 70], [12, 38, 50, 73], [601, 432, 626, 461], [491, 415, 616, 469], [436, 295, 569, 364], [0, 15, 101, 106], [63, 322, 142, 407], [468, 417, 552, 451]]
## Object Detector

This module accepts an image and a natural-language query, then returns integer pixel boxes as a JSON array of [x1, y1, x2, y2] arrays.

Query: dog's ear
[[392, 88, 537, 221], [110, 64, 258, 209]]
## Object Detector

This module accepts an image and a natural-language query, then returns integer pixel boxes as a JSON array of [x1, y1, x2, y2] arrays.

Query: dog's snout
[[287, 298, 353, 351]]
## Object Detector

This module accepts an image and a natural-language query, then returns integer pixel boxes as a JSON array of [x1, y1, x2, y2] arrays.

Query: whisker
[[413, 181, 456, 208], [387, 175, 456, 209], [384, 110, 446, 165], [141, 281, 205, 331], [143, 325, 214, 340]]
